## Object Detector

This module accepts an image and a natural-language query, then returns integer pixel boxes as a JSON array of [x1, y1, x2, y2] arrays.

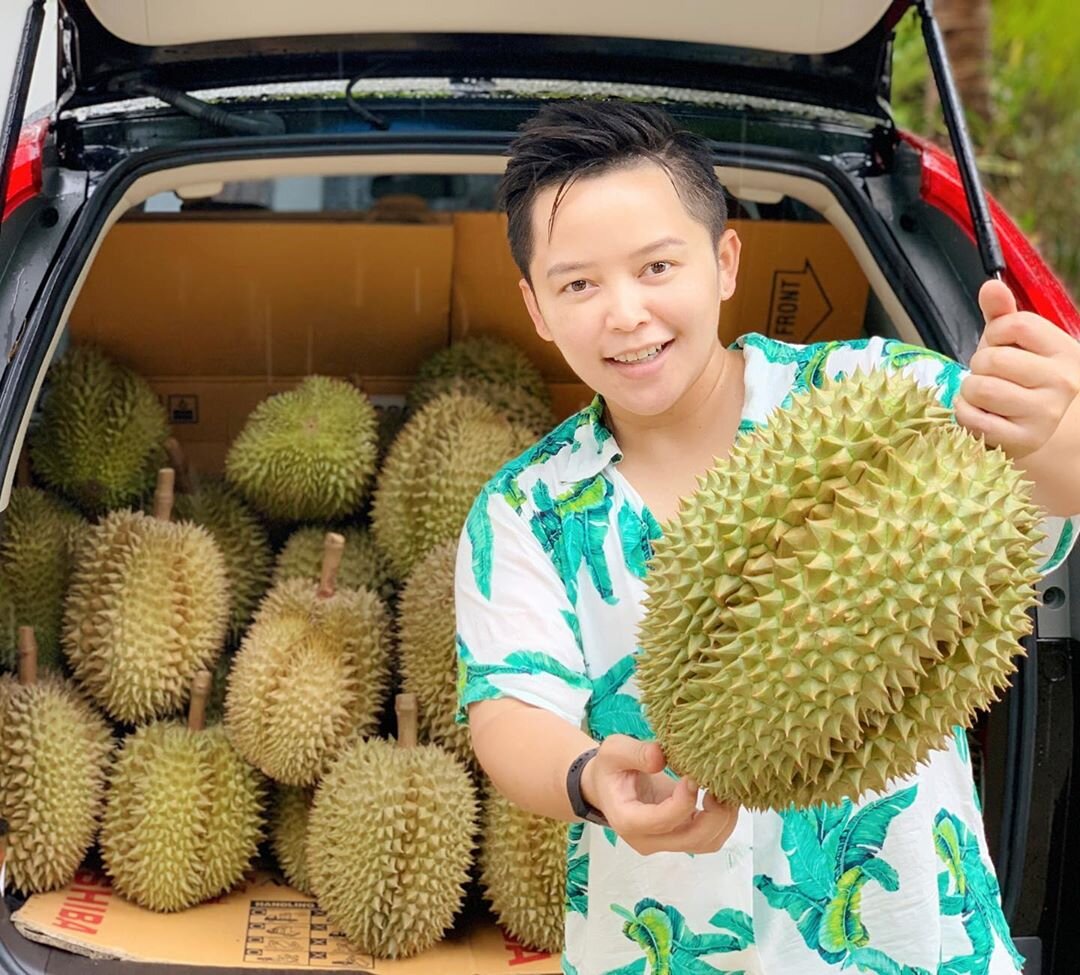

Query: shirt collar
[[555, 394, 623, 486]]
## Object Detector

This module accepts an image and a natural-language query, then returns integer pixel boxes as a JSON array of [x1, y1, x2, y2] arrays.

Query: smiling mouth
[[608, 340, 673, 364]]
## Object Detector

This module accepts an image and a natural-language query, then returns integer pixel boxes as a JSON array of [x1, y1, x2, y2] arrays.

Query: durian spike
[[17, 626, 37, 686], [317, 532, 346, 599], [152, 468, 176, 522], [164, 438, 195, 494], [187, 670, 212, 732], [16, 450, 31, 488], [395, 692, 418, 749]]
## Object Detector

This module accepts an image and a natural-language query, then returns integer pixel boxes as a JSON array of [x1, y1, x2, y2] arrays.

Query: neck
[[603, 343, 743, 462]]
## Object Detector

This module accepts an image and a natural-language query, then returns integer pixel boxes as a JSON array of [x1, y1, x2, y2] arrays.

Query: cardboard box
[[12, 868, 561, 973]]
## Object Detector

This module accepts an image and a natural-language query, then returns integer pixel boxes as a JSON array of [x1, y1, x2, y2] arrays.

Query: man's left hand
[[953, 279, 1080, 460]]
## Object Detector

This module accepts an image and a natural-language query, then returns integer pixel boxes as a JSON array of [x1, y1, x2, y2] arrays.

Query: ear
[[716, 228, 741, 301], [519, 278, 554, 343]]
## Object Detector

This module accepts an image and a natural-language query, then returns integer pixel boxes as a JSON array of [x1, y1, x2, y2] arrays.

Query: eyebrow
[[545, 236, 687, 280]]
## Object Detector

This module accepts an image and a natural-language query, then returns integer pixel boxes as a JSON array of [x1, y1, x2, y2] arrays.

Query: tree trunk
[[924, 0, 993, 132]]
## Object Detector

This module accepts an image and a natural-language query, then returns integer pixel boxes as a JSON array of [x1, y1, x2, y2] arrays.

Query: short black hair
[[497, 99, 729, 287]]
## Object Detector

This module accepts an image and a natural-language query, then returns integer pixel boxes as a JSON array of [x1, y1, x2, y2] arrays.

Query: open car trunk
[[0, 144, 1044, 972]]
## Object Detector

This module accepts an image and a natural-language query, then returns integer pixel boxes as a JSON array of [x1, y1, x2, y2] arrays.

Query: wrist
[[566, 745, 609, 827]]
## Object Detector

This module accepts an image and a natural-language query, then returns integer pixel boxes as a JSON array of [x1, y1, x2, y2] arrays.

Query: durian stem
[[317, 532, 346, 598], [187, 670, 212, 731], [15, 451, 31, 488], [395, 693, 418, 749], [153, 468, 176, 522], [17, 627, 37, 686], [164, 437, 194, 494]]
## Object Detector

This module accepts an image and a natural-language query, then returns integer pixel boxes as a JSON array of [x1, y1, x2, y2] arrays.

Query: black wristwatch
[[566, 747, 610, 827]]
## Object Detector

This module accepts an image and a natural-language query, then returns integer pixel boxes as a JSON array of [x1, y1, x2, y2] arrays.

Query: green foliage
[[891, 1, 1080, 301]]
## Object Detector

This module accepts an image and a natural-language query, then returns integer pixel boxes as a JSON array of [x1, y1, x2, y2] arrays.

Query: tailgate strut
[[914, 1, 1033, 930], [915, 0, 1005, 283], [0, 0, 46, 240]]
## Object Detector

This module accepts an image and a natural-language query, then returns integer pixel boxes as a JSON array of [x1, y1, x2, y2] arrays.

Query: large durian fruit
[[306, 694, 478, 958], [62, 469, 230, 724], [413, 376, 555, 439], [225, 376, 379, 522], [398, 540, 473, 767], [372, 392, 535, 578], [479, 784, 567, 953], [407, 337, 549, 415], [0, 488, 86, 671], [269, 785, 315, 894], [29, 345, 168, 514], [0, 628, 112, 894], [99, 672, 266, 912], [274, 525, 395, 603], [636, 369, 1045, 811], [225, 533, 392, 786]]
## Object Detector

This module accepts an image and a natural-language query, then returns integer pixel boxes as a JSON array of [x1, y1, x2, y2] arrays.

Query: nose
[[603, 278, 650, 333]]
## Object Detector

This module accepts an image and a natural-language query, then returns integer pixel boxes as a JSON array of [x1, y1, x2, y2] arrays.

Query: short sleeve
[[850, 337, 1079, 576], [454, 488, 592, 728]]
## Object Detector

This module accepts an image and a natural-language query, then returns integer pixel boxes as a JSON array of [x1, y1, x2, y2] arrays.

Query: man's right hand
[[580, 734, 739, 856]]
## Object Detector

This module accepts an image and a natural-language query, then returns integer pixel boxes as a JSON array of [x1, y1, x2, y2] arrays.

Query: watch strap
[[566, 746, 610, 827]]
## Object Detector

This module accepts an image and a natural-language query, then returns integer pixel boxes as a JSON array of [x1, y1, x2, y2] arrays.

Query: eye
[[647, 261, 672, 275], [564, 279, 590, 294]]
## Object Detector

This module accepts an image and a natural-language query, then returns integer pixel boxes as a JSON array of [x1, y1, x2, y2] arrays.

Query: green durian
[[372, 392, 534, 578], [62, 473, 230, 724], [479, 786, 567, 953], [29, 345, 168, 514], [170, 480, 273, 641], [407, 337, 549, 415], [269, 785, 314, 894], [99, 673, 266, 912], [225, 376, 378, 522], [398, 540, 473, 767], [274, 525, 394, 602], [413, 375, 554, 438], [0, 489, 87, 670], [636, 368, 1045, 811], [0, 629, 112, 894], [306, 694, 478, 958], [225, 534, 392, 786]]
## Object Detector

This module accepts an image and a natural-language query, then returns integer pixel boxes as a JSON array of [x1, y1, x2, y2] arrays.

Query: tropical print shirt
[[454, 331, 1079, 975]]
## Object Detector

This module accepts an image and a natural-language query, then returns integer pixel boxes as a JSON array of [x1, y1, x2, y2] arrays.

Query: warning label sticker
[[244, 900, 375, 969]]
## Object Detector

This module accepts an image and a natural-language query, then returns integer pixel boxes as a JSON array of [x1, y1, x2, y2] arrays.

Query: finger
[[968, 345, 1051, 390], [953, 394, 1041, 454], [647, 802, 740, 856], [981, 311, 1070, 357], [959, 373, 1043, 421], [598, 735, 666, 775], [612, 776, 699, 837], [978, 279, 1018, 327]]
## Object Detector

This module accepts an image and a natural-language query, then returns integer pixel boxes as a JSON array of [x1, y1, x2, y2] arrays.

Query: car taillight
[[901, 130, 1080, 341], [2, 119, 49, 222]]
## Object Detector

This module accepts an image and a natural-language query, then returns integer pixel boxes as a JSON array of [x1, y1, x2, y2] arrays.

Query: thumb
[[599, 735, 666, 774], [978, 278, 1018, 327]]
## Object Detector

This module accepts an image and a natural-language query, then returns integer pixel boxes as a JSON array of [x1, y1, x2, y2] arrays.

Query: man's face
[[520, 159, 740, 419]]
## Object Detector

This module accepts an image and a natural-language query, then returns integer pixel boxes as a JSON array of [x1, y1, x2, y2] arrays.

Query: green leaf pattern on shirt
[[618, 500, 662, 579], [530, 476, 617, 606], [604, 899, 754, 975], [754, 787, 917, 966], [567, 822, 589, 918], [934, 810, 1025, 974], [587, 654, 654, 743], [455, 636, 590, 715]]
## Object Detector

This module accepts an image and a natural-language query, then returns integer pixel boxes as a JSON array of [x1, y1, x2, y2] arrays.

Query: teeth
[[613, 343, 664, 364]]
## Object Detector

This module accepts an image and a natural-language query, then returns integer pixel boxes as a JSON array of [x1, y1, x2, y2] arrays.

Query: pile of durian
[[0, 338, 567, 959]]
